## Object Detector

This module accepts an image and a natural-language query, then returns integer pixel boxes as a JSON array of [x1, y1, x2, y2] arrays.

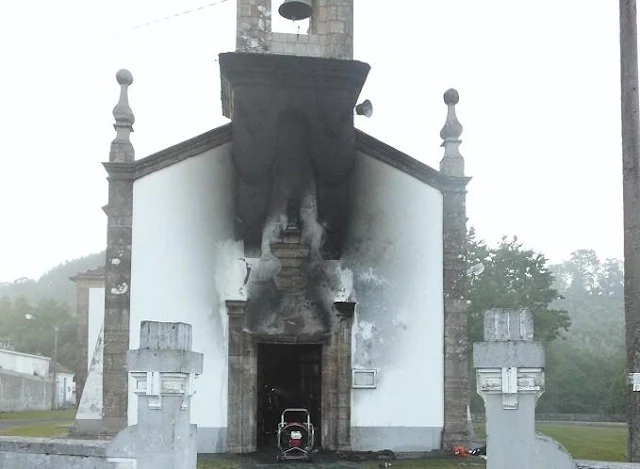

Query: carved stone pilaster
[[321, 301, 354, 450], [439, 89, 471, 449], [70, 267, 105, 405], [102, 69, 135, 435], [226, 300, 257, 454]]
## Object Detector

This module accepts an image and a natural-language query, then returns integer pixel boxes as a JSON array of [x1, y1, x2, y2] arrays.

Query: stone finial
[[109, 69, 135, 163], [439, 88, 464, 177]]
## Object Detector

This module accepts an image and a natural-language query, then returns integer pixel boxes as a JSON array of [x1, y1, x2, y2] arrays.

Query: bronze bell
[[278, 0, 313, 21]]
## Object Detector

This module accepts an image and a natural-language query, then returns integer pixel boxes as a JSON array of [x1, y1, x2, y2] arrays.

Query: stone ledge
[[473, 341, 544, 368], [0, 437, 109, 457], [577, 461, 640, 469], [127, 349, 203, 373]]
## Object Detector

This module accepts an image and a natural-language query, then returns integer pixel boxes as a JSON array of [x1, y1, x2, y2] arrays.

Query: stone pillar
[[102, 69, 135, 434], [107, 321, 203, 469], [439, 88, 471, 449], [226, 300, 257, 453], [236, 0, 272, 53], [309, 0, 354, 59], [70, 267, 105, 404], [473, 309, 545, 469], [334, 302, 354, 450], [321, 302, 354, 451]]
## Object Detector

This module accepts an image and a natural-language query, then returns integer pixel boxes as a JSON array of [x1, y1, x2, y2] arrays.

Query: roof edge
[[70, 266, 106, 283], [104, 123, 234, 180], [354, 129, 469, 191]]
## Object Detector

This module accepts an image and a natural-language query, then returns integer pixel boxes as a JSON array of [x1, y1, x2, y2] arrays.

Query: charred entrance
[[257, 343, 322, 448]]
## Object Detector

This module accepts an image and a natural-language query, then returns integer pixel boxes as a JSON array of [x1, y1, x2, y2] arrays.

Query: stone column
[[70, 267, 105, 404], [107, 321, 203, 469], [236, 0, 271, 53], [473, 309, 545, 469], [310, 0, 354, 60], [439, 88, 471, 449], [321, 302, 354, 451], [226, 300, 257, 453], [334, 301, 354, 450], [102, 69, 135, 434]]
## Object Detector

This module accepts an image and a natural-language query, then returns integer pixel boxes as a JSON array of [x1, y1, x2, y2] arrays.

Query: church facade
[[74, 0, 471, 454]]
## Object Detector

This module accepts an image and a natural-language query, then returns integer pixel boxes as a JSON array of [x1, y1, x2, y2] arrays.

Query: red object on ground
[[453, 445, 469, 457]]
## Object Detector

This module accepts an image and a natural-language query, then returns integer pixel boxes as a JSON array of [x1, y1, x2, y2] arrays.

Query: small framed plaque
[[352, 369, 378, 389]]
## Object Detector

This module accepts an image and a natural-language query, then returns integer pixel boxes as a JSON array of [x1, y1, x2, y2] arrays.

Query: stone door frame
[[226, 300, 354, 453]]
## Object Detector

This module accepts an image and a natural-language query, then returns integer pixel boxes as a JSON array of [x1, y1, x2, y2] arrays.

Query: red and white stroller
[[276, 408, 315, 462]]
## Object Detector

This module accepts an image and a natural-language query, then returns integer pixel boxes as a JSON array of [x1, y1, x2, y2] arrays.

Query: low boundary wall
[[0, 369, 52, 412], [0, 436, 134, 469]]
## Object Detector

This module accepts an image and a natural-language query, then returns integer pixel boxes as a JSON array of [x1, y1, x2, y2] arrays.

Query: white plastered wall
[[342, 152, 444, 451], [128, 143, 247, 452]]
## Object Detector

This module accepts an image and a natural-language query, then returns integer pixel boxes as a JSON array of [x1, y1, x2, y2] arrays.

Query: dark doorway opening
[[257, 343, 322, 449]]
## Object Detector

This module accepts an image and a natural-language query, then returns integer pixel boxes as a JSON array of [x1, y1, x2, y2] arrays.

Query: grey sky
[[0, 0, 624, 281]]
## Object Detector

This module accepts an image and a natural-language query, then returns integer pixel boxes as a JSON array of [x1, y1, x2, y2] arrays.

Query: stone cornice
[[439, 175, 472, 194], [334, 301, 356, 318], [102, 162, 135, 181], [100, 122, 471, 194], [226, 300, 247, 316], [103, 124, 233, 181], [355, 130, 471, 192], [70, 266, 106, 283], [219, 52, 370, 119], [133, 124, 233, 179]]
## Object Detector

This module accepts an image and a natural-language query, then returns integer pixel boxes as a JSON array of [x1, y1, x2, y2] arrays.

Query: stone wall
[[474, 413, 626, 423], [577, 462, 640, 469], [0, 437, 133, 469], [0, 369, 52, 412], [236, 0, 353, 59]]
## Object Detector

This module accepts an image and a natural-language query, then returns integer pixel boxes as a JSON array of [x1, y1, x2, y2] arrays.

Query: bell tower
[[236, 0, 353, 59]]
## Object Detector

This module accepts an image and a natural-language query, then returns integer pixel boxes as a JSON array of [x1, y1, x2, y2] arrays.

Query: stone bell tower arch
[[236, 0, 353, 59]]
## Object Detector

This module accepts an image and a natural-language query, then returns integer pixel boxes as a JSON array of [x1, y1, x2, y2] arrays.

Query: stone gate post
[[473, 309, 544, 469]]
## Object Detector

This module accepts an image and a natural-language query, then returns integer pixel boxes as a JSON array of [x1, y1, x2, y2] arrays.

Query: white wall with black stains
[[127, 143, 244, 444], [342, 151, 444, 449]]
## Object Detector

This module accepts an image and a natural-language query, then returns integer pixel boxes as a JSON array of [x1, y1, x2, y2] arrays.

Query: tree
[[0, 250, 104, 309], [544, 251, 626, 416], [467, 229, 570, 345], [0, 296, 76, 369], [467, 231, 570, 413]]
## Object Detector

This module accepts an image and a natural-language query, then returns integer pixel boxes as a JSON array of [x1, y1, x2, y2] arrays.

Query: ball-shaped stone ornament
[[116, 69, 133, 86], [443, 88, 459, 105]]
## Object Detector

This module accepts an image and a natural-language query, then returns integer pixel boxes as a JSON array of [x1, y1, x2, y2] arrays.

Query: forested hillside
[[0, 251, 105, 309]]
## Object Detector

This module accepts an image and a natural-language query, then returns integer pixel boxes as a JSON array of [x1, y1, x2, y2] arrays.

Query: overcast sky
[[0, 0, 625, 281]]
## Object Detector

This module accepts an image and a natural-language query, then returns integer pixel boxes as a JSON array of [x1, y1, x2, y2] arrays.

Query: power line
[[130, 0, 230, 30]]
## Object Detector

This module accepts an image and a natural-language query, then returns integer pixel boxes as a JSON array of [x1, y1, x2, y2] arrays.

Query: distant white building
[[0, 348, 52, 411], [0, 348, 75, 410], [0, 348, 50, 377], [53, 363, 76, 408]]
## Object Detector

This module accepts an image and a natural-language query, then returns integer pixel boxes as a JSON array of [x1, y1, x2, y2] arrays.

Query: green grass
[[475, 422, 627, 462], [0, 409, 75, 420], [363, 459, 485, 469], [197, 455, 241, 469], [536, 423, 627, 462], [0, 422, 72, 438]]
